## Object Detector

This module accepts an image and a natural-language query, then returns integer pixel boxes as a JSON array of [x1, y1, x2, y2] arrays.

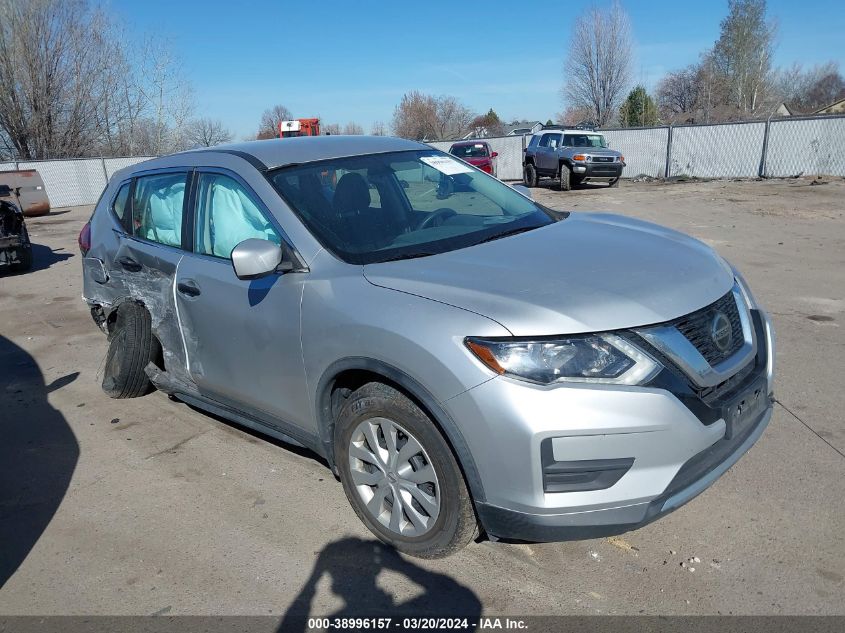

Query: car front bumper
[[444, 310, 774, 542], [572, 162, 624, 179]]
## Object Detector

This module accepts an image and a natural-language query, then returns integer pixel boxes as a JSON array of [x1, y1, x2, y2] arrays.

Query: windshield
[[450, 143, 489, 158], [269, 150, 558, 264], [565, 134, 607, 148]]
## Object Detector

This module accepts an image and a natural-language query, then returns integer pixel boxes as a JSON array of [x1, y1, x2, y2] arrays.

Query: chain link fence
[[670, 121, 767, 178], [599, 114, 845, 179], [600, 127, 668, 178], [764, 116, 845, 177], [0, 156, 153, 208]]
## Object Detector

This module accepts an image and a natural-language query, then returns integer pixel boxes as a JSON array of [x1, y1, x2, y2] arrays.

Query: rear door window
[[539, 134, 560, 149], [131, 173, 188, 248]]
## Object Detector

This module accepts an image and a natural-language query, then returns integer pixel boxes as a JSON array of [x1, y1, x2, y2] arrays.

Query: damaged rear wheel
[[102, 302, 157, 399]]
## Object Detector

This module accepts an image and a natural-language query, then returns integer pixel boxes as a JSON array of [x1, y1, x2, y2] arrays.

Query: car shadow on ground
[[0, 244, 73, 277], [278, 537, 482, 631], [533, 181, 613, 193], [0, 335, 79, 588], [30, 243, 73, 272]]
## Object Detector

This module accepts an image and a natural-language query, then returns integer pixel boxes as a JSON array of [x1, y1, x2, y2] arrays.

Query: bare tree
[[184, 118, 233, 147], [710, 0, 776, 117], [0, 0, 200, 159], [557, 105, 595, 127], [392, 91, 438, 140], [773, 62, 845, 112], [343, 122, 364, 135], [468, 109, 504, 137], [392, 91, 474, 140], [434, 96, 474, 140], [323, 123, 342, 135], [135, 36, 195, 154], [257, 104, 293, 139], [656, 65, 703, 123], [0, 0, 113, 158], [370, 121, 386, 136], [563, 1, 633, 127]]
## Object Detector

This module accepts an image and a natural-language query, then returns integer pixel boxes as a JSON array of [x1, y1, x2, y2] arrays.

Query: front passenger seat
[[332, 173, 370, 218], [332, 173, 372, 247]]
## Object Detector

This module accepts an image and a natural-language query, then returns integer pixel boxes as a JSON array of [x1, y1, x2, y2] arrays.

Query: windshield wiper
[[379, 251, 438, 263], [474, 225, 538, 245]]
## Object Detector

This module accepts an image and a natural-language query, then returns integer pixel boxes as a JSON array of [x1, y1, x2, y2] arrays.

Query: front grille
[[592, 156, 614, 163], [670, 291, 744, 365], [589, 167, 619, 176]]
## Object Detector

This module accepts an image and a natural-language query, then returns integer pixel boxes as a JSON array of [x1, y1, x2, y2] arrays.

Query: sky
[[112, 0, 845, 139]]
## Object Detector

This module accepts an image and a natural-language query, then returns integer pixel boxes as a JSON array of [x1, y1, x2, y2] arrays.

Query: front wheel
[[609, 177, 620, 188], [559, 165, 571, 191], [334, 382, 478, 559], [523, 163, 538, 187]]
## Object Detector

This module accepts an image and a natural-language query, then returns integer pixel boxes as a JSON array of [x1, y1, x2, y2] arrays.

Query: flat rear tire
[[102, 302, 156, 399]]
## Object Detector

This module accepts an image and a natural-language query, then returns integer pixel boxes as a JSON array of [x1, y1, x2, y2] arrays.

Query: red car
[[449, 141, 498, 177]]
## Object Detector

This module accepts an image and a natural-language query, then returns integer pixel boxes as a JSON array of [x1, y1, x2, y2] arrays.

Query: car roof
[[533, 129, 604, 137], [450, 140, 489, 146], [186, 135, 428, 170]]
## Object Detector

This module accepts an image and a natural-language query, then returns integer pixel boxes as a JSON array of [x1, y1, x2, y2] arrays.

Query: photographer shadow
[[279, 537, 481, 631], [0, 336, 79, 587]]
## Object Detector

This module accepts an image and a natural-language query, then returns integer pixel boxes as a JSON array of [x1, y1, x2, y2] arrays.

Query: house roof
[[813, 97, 845, 114], [502, 121, 543, 135]]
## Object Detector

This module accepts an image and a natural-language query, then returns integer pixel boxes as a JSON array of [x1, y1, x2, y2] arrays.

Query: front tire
[[334, 382, 477, 559], [609, 177, 620, 188], [102, 302, 156, 399], [558, 164, 571, 191], [523, 163, 538, 187]]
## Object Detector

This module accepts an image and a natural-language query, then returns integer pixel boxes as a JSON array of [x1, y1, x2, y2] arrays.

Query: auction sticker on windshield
[[420, 155, 473, 175]]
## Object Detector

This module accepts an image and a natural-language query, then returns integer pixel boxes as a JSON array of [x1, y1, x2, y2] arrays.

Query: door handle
[[177, 280, 201, 297], [117, 256, 142, 272]]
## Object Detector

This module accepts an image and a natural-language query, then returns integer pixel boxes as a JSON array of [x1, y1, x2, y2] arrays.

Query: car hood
[[363, 213, 734, 336], [582, 148, 621, 158]]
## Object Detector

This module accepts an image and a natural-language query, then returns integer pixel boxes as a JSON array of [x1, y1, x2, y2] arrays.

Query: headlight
[[465, 333, 661, 386]]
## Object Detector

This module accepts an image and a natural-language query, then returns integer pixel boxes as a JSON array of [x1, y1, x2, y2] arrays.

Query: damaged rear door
[[173, 169, 311, 433], [113, 169, 192, 379]]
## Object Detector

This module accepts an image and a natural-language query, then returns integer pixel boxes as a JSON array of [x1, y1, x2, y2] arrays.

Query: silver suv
[[523, 129, 625, 190], [81, 136, 774, 558]]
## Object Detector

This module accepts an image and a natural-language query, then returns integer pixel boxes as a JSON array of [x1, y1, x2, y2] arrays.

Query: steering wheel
[[417, 207, 457, 230]]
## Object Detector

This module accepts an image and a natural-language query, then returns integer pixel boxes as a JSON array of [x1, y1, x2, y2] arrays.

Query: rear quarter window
[[111, 182, 131, 224]]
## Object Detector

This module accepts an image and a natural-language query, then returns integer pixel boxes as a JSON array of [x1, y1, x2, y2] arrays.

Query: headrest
[[333, 173, 370, 215]]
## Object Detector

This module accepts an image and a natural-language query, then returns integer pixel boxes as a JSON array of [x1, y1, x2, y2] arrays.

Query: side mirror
[[511, 184, 533, 199], [231, 238, 285, 280], [491, 152, 498, 158]]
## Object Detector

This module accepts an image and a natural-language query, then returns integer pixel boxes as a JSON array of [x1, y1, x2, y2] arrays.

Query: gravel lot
[[1, 178, 844, 617]]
